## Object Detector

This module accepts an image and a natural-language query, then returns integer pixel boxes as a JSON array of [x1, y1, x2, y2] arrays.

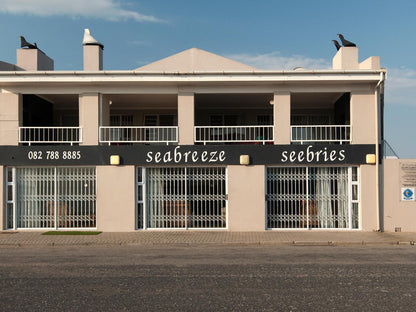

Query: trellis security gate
[[6, 167, 96, 229], [266, 167, 359, 229], [137, 167, 227, 229]]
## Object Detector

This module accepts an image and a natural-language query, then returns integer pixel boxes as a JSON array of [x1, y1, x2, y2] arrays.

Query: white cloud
[[226, 51, 331, 70], [0, 0, 163, 22], [385, 67, 416, 106]]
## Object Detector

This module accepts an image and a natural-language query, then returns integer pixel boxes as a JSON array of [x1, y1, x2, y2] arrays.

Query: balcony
[[99, 126, 178, 145], [194, 125, 274, 145], [19, 127, 82, 145], [291, 125, 351, 144]]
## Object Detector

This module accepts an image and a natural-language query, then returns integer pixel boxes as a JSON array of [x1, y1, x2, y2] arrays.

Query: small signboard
[[401, 188, 415, 201]]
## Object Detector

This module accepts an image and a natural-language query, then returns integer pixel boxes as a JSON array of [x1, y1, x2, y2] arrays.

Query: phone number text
[[27, 151, 82, 160]]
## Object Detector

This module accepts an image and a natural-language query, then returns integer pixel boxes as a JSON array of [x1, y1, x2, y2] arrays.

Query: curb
[[1, 240, 415, 247]]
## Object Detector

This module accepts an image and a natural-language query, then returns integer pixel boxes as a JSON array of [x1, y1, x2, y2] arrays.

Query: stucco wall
[[0, 93, 21, 146], [178, 92, 194, 145], [96, 165, 136, 231], [16, 49, 54, 71], [83, 45, 103, 71], [273, 92, 290, 144], [350, 90, 376, 144], [227, 165, 265, 231], [79, 93, 100, 145], [383, 159, 416, 232], [360, 164, 378, 231]]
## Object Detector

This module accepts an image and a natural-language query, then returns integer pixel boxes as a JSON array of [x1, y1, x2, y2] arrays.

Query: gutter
[[0, 69, 386, 85]]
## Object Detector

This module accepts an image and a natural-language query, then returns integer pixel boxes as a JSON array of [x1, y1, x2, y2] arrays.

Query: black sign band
[[0, 144, 376, 166]]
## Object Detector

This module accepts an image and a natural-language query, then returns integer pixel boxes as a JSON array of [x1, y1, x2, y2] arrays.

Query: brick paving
[[1, 230, 416, 247]]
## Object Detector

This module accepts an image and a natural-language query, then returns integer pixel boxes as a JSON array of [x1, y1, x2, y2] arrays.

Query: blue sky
[[0, 0, 415, 158]]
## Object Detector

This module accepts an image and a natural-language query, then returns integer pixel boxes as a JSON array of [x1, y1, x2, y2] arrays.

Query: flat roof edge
[[0, 68, 386, 76]]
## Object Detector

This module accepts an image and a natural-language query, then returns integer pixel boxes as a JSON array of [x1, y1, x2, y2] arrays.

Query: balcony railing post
[[194, 125, 274, 144], [97, 126, 179, 145], [18, 127, 82, 145], [290, 125, 352, 144]]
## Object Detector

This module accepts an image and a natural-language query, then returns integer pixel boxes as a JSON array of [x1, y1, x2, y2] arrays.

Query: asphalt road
[[0, 245, 415, 311]]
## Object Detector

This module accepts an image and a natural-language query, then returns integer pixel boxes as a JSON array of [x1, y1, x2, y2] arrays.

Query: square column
[[350, 90, 376, 144], [0, 92, 22, 145], [79, 93, 105, 145], [227, 165, 266, 231], [97, 166, 136, 231], [178, 92, 194, 145], [273, 91, 291, 144]]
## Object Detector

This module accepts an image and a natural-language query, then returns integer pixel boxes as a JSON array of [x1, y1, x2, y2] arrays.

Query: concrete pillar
[[101, 96, 111, 127], [228, 165, 265, 231], [96, 166, 136, 231], [0, 92, 22, 145], [350, 91, 376, 144], [360, 165, 378, 231], [273, 91, 291, 144], [178, 92, 194, 145], [79, 93, 103, 145]]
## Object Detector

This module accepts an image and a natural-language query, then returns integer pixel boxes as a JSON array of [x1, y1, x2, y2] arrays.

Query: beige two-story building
[[1, 30, 411, 232]]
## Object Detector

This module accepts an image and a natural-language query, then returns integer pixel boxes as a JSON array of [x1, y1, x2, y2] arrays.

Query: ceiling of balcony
[[33, 92, 345, 111], [195, 94, 273, 109], [291, 92, 345, 109]]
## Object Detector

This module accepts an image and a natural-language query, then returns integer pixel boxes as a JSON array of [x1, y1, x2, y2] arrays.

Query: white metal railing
[[19, 127, 82, 145], [99, 126, 178, 145], [291, 125, 351, 144], [194, 125, 274, 144]]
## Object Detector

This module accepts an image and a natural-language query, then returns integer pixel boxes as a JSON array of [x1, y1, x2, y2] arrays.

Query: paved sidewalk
[[1, 230, 416, 247]]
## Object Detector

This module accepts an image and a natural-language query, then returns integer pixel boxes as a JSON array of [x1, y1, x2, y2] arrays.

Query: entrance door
[[6, 167, 96, 229], [266, 167, 357, 229], [141, 167, 227, 229]]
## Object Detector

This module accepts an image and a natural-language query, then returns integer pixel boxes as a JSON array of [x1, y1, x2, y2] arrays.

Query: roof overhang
[[0, 69, 386, 86]]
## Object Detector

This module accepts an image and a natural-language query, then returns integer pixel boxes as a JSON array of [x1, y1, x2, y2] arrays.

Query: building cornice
[[0, 69, 386, 85]]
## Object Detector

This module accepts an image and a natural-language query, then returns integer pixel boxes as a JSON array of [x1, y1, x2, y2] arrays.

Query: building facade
[[0, 31, 390, 232]]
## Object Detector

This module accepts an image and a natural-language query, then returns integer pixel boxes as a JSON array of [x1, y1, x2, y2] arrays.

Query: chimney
[[332, 47, 359, 70], [83, 29, 104, 71], [16, 38, 54, 71]]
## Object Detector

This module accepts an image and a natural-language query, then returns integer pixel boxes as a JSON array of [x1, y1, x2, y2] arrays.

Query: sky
[[0, 0, 415, 158]]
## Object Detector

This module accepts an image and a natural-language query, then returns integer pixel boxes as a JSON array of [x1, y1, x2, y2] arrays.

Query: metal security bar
[[290, 125, 351, 144], [187, 167, 227, 228], [309, 167, 350, 228], [56, 168, 96, 228], [146, 167, 187, 228], [10, 167, 96, 229], [136, 167, 144, 229], [267, 167, 308, 229], [100, 126, 178, 145], [15, 167, 56, 228], [266, 167, 356, 229], [6, 168, 15, 229], [145, 167, 227, 229], [194, 126, 274, 144], [19, 127, 82, 145]]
